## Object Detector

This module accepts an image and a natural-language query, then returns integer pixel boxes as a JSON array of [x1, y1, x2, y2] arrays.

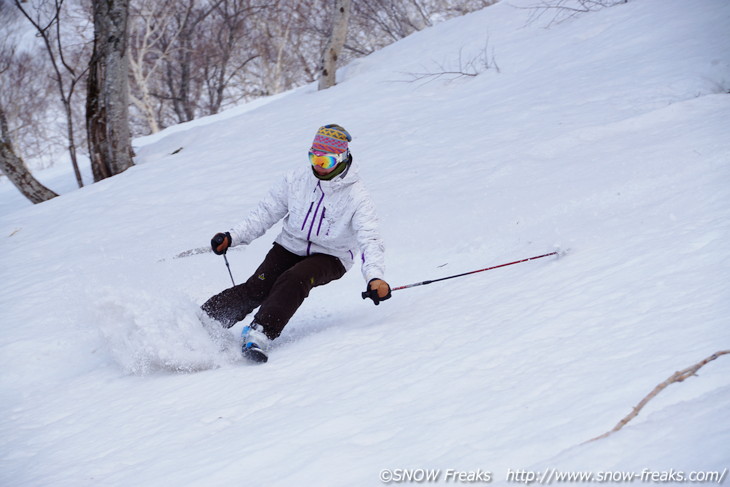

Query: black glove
[[361, 278, 392, 305], [211, 232, 232, 255]]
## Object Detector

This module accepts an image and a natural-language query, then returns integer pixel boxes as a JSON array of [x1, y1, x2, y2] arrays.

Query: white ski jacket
[[228, 162, 385, 283]]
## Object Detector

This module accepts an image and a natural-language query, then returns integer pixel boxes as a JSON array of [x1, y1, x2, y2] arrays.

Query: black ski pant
[[201, 243, 346, 339]]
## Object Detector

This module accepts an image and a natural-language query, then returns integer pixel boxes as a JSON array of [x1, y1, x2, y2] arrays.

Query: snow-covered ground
[[2, 0, 729, 485]]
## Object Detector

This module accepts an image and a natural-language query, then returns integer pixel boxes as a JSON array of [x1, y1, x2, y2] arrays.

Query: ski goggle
[[309, 150, 347, 170]]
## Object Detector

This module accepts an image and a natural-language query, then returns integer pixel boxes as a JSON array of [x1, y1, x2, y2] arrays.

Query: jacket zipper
[[301, 202, 314, 231], [304, 182, 325, 255]]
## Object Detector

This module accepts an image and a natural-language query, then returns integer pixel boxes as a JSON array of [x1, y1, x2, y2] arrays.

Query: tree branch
[[588, 350, 730, 442]]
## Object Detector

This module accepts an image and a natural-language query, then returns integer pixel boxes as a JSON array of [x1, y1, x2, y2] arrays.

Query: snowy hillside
[[2, 0, 730, 485]]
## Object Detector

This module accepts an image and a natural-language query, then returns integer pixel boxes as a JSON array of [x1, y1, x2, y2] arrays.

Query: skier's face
[[313, 164, 337, 176]]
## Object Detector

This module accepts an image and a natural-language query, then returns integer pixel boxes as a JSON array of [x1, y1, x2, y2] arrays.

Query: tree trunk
[[86, 0, 134, 182], [0, 105, 57, 204], [318, 0, 350, 90]]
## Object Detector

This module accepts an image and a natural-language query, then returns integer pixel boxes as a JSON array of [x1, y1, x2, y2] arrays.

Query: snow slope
[[2, 0, 729, 485]]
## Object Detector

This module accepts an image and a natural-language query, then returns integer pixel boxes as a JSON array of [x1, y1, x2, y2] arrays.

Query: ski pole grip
[[361, 290, 376, 300], [361, 288, 381, 305]]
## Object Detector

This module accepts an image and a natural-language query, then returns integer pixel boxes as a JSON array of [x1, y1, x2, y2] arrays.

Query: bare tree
[[250, 1, 296, 95], [352, 0, 428, 46], [247, 0, 326, 96], [0, 51, 59, 168], [154, 0, 226, 124], [318, 0, 350, 90], [0, 103, 58, 204], [86, 0, 134, 181], [127, 0, 181, 134], [14, 0, 88, 188], [201, 0, 261, 114], [347, 0, 496, 56], [0, 1, 59, 169]]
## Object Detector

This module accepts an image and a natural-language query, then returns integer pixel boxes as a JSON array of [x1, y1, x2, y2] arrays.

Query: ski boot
[[241, 322, 271, 363]]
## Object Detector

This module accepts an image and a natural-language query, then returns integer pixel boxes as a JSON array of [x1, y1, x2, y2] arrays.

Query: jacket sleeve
[[229, 174, 289, 246], [352, 186, 385, 283]]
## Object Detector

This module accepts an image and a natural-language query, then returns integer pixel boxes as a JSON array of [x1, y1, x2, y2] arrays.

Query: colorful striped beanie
[[311, 124, 351, 154]]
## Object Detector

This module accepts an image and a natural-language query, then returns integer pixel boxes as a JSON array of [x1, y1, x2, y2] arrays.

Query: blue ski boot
[[241, 322, 271, 363]]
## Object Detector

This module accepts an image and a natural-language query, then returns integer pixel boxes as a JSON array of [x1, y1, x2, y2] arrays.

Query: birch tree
[[128, 0, 180, 134], [0, 104, 58, 204], [86, 0, 134, 181], [318, 0, 350, 90]]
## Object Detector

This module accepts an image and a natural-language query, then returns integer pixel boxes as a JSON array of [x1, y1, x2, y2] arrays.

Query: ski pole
[[384, 250, 561, 295], [223, 254, 236, 286]]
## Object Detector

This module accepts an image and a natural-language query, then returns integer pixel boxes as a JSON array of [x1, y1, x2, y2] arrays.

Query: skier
[[202, 124, 391, 363]]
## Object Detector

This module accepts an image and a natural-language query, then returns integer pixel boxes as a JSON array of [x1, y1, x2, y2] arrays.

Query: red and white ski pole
[[389, 250, 564, 293]]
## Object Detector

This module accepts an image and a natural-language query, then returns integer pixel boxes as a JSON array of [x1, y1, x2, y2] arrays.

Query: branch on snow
[[399, 38, 499, 85], [587, 350, 730, 443]]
